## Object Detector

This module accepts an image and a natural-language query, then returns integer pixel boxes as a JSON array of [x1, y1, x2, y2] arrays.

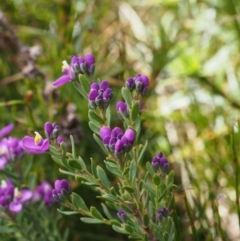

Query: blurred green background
[[1, 0, 240, 240]]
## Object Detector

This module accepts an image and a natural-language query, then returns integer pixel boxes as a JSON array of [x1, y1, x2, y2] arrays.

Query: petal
[[21, 136, 35, 149], [20, 189, 33, 202], [53, 75, 72, 87], [99, 126, 111, 140], [0, 124, 14, 138], [124, 129, 135, 144], [88, 89, 98, 101], [0, 157, 8, 170], [9, 202, 22, 213], [41, 139, 50, 152], [100, 80, 109, 91]]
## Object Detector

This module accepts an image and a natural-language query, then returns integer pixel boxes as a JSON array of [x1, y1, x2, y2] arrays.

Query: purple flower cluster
[[100, 126, 135, 157], [0, 179, 32, 213], [0, 124, 24, 169], [53, 53, 95, 87], [88, 80, 113, 109], [152, 152, 169, 173], [156, 207, 168, 221], [126, 74, 149, 96], [52, 179, 71, 202], [32, 181, 54, 206]]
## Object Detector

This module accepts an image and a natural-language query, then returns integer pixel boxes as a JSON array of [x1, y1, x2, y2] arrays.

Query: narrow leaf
[[121, 87, 132, 109], [97, 166, 111, 187], [71, 192, 89, 212], [80, 217, 104, 224]]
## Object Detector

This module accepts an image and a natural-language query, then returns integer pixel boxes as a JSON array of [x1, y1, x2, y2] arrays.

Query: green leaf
[[146, 162, 155, 177], [73, 81, 88, 99], [93, 133, 109, 155], [106, 106, 111, 126], [153, 174, 161, 186], [90, 206, 104, 220], [98, 194, 118, 202], [131, 101, 140, 122], [23, 156, 33, 178], [129, 160, 137, 184], [134, 115, 141, 139], [67, 159, 82, 170], [71, 192, 89, 212], [105, 161, 123, 178], [137, 140, 148, 165], [80, 217, 104, 224], [88, 110, 105, 125], [77, 156, 87, 169], [59, 168, 76, 177], [112, 225, 131, 235], [51, 155, 63, 166], [101, 203, 113, 220], [91, 158, 98, 178], [57, 209, 79, 215], [97, 166, 111, 187], [69, 135, 76, 159], [122, 185, 134, 194], [167, 170, 175, 187], [79, 74, 90, 94], [89, 121, 100, 134], [143, 213, 149, 226], [121, 87, 132, 109]]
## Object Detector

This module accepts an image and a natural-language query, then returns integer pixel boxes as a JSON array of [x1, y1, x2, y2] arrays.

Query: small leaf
[[90, 206, 104, 220], [91, 159, 98, 178], [70, 135, 76, 159], [51, 155, 63, 166], [77, 156, 86, 169], [101, 203, 113, 220], [98, 194, 118, 202], [93, 133, 109, 155], [71, 193, 89, 212], [67, 159, 82, 170], [143, 213, 149, 227], [131, 101, 140, 122], [146, 162, 155, 177], [105, 161, 123, 178], [106, 106, 111, 126], [57, 209, 79, 215], [80, 217, 104, 224], [167, 170, 175, 187], [97, 166, 111, 187], [121, 87, 132, 109], [79, 74, 90, 94], [112, 225, 131, 235], [153, 174, 161, 186], [73, 81, 88, 99], [129, 160, 137, 184], [122, 185, 134, 194], [88, 110, 105, 125], [89, 121, 100, 134], [137, 140, 148, 165]]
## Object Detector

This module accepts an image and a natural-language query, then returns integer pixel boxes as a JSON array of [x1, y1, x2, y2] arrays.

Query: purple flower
[[44, 122, 59, 139], [116, 101, 128, 120], [125, 74, 149, 96], [88, 80, 113, 109], [125, 77, 135, 91], [151, 152, 169, 173], [9, 188, 33, 213], [53, 54, 95, 87], [52, 179, 71, 202], [99, 126, 135, 157], [0, 180, 32, 213], [22, 132, 49, 154], [0, 124, 14, 139], [0, 137, 24, 169], [156, 207, 168, 221], [32, 181, 54, 206], [117, 210, 127, 222]]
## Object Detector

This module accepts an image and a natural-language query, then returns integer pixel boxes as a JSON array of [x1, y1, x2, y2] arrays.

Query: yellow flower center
[[0, 147, 6, 155], [1, 180, 7, 188], [62, 60, 69, 70], [34, 132, 42, 145], [14, 187, 22, 198]]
